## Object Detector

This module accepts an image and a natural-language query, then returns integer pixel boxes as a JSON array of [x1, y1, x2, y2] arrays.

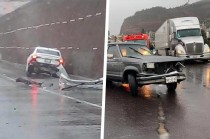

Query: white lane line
[[86, 15, 92, 18], [62, 21, 68, 24], [95, 12, 102, 16], [41, 88, 101, 109], [1, 74, 16, 82], [0, 73, 101, 109], [0, 12, 103, 35], [78, 17, 84, 20], [70, 19, 75, 22], [60, 47, 66, 50]]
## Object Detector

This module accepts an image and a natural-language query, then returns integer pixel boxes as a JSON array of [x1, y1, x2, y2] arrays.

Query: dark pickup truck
[[107, 42, 186, 96]]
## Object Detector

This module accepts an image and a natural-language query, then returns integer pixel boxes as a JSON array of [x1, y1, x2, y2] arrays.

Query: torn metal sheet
[[59, 73, 103, 90]]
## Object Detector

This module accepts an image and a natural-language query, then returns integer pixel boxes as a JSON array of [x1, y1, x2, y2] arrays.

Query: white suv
[[26, 46, 64, 77]]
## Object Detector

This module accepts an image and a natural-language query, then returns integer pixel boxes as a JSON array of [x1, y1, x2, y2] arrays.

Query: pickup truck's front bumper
[[136, 71, 186, 85]]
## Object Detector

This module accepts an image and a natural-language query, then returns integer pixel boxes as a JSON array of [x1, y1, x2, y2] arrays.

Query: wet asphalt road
[[0, 61, 102, 139], [104, 61, 210, 139]]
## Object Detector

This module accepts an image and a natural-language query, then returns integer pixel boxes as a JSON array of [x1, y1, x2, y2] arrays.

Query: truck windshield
[[126, 40, 147, 45], [177, 28, 201, 38], [119, 44, 152, 57]]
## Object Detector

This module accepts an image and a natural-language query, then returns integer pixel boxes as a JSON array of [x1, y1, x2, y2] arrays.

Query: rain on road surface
[[105, 61, 210, 139], [0, 61, 102, 139]]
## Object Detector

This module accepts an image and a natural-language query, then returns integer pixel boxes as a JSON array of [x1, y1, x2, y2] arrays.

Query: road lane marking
[[62, 21, 68, 24], [0, 73, 101, 109], [1, 74, 16, 82], [78, 17, 84, 20], [70, 19, 75, 22], [95, 12, 102, 16], [0, 12, 103, 35], [157, 101, 170, 139], [41, 88, 101, 109], [86, 15, 92, 18]]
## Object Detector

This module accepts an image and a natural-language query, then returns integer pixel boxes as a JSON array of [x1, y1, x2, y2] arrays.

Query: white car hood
[[180, 36, 204, 44]]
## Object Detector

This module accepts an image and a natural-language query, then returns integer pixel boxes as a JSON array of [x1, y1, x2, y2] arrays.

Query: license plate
[[191, 55, 198, 58], [166, 76, 177, 83], [44, 59, 51, 63]]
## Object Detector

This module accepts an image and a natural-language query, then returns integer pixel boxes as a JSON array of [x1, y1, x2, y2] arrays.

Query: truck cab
[[155, 17, 210, 62]]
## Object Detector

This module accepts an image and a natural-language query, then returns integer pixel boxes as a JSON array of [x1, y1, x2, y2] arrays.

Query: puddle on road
[[185, 64, 210, 89]]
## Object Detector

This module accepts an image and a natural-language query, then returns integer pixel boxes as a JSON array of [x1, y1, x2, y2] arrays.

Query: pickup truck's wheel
[[167, 83, 177, 92], [128, 74, 138, 96]]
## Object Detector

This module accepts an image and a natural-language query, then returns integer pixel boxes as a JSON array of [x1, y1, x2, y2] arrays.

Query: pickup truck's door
[[107, 45, 123, 80]]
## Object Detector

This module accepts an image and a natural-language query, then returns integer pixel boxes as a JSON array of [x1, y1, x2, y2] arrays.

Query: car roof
[[35, 46, 60, 52]]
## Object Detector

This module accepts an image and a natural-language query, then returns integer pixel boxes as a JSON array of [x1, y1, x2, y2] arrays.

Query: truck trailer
[[155, 17, 210, 62]]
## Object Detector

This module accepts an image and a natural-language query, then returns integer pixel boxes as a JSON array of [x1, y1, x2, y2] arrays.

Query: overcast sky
[[109, 0, 201, 35]]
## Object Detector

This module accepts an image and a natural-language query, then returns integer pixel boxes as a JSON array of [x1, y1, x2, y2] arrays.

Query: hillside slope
[[120, 0, 210, 34]]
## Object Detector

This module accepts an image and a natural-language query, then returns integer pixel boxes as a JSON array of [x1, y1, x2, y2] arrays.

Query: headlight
[[203, 47, 210, 53], [146, 63, 155, 68], [177, 49, 185, 54]]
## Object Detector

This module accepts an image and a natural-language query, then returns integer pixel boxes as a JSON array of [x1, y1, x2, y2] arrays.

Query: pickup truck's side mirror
[[107, 54, 114, 59]]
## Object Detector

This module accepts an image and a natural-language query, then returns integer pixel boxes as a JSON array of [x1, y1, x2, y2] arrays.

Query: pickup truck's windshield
[[119, 44, 152, 57], [177, 28, 201, 38]]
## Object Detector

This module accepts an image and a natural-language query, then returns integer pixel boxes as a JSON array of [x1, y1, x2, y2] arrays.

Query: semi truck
[[155, 17, 210, 62]]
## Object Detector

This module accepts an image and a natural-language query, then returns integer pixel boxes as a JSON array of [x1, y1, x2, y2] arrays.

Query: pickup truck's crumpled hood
[[123, 55, 184, 63]]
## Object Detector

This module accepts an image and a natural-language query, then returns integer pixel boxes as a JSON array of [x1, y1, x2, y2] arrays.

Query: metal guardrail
[[59, 73, 103, 90]]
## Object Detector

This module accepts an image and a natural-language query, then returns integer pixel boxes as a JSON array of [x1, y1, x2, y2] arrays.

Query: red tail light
[[59, 59, 64, 65], [31, 55, 37, 62]]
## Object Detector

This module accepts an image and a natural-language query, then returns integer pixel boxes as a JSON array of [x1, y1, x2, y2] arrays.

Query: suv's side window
[[108, 45, 120, 58]]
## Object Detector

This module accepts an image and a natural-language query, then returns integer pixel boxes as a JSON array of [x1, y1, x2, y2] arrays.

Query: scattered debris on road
[[16, 77, 43, 87]]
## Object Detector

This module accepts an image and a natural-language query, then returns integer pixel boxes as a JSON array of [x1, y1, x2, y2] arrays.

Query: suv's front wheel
[[128, 74, 138, 96], [167, 83, 177, 92]]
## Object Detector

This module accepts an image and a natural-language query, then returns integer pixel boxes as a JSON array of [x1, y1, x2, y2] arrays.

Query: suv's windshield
[[177, 28, 201, 38], [36, 49, 60, 56], [119, 44, 152, 57]]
